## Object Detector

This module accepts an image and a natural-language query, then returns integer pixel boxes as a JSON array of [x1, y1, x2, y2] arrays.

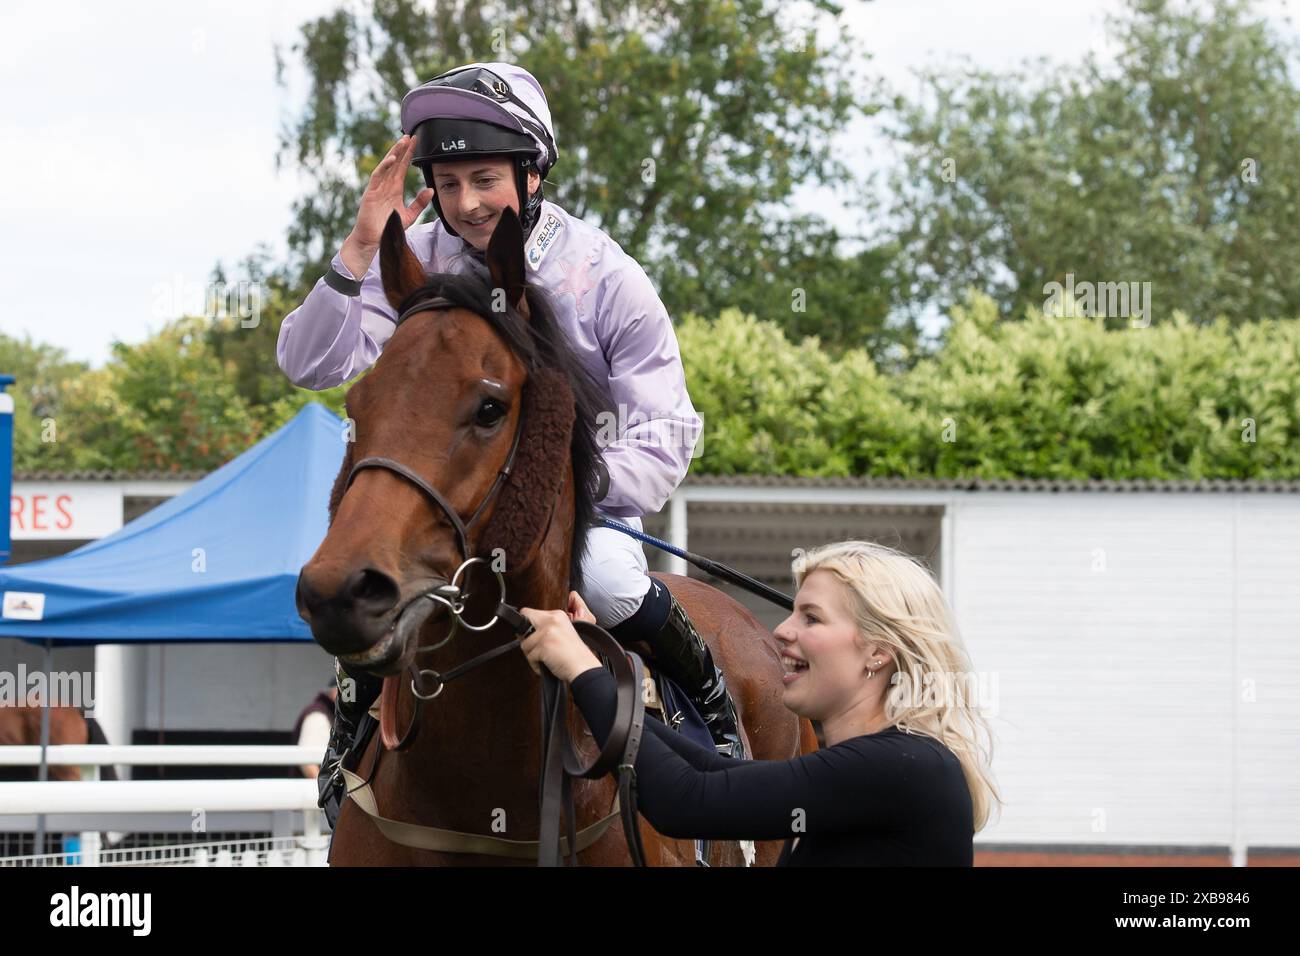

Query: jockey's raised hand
[[340, 134, 433, 277]]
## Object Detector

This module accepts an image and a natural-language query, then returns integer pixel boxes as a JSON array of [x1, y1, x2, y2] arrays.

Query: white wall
[[140, 642, 335, 734], [949, 492, 1300, 851], [1234, 499, 1300, 846]]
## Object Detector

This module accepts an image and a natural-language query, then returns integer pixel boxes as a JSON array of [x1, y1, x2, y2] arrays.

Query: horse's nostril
[[295, 573, 314, 619], [346, 567, 401, 614]]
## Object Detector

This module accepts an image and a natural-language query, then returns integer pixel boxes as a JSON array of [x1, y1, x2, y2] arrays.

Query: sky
[[1, 0, 1296, 367]]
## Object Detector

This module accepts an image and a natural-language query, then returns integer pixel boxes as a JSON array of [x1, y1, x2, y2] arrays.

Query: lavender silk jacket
[[276, 200, 702, 518]]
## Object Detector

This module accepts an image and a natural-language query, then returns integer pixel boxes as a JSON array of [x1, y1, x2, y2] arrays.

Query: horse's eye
[[476, 398, 507, 428]]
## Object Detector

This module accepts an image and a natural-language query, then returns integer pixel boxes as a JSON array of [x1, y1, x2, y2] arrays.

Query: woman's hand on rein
[[518, 594, 602, 683]]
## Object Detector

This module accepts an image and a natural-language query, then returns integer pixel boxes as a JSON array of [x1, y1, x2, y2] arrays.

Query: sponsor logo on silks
[[525, 212, 565, 270], [2, 590, 45, 621]]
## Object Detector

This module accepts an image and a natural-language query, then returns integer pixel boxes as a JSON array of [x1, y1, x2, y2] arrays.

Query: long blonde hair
[[792, 540, 1003, 831]]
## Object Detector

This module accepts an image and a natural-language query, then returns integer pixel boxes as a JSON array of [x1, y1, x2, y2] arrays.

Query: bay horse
[[0, 707, 116, 781], [295, 208, 817, 866]]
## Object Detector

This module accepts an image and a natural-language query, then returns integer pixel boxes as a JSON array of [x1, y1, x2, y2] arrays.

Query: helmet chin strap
[[517, 159, 545, 234]]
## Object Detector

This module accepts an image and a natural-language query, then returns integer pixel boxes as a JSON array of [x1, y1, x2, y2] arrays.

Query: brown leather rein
[[336, 295, 648, 867]]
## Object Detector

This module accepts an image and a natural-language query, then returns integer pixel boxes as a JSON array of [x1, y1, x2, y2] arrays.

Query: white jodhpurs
[[576, 513, 653, 628]]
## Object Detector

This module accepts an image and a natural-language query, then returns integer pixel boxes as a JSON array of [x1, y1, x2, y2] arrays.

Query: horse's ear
[[487, 206, 529, 318], [379, 211, 426, 311]]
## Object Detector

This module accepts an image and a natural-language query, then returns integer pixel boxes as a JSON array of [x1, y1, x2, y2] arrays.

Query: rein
[[339, 574, 648, 866]]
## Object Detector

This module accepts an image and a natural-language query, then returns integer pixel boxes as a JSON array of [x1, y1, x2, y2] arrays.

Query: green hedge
[[7, 293, 1299, 479], [678, 294, 1300, 479]]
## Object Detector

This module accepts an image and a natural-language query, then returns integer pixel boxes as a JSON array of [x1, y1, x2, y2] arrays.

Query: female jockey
[[276, 63, 744, 825]]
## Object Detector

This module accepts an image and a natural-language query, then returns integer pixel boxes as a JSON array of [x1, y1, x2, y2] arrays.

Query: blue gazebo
[[0, 402, 345, 645]]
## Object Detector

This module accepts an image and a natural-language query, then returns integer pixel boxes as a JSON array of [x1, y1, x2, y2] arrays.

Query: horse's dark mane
[[360, 270, 609, 593]]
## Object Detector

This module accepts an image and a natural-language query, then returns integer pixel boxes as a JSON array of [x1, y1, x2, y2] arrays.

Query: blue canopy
[[0, 402, 344, 645]]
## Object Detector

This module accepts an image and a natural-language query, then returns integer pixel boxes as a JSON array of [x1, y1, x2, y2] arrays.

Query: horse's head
[[295, 208, 605, 674]]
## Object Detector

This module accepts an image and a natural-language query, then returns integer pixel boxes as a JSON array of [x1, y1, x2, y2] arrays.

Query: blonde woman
[[519, 540, 1002, 866]]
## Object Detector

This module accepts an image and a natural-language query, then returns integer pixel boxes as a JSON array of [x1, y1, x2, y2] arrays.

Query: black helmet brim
[[411, 117, 538, 186]]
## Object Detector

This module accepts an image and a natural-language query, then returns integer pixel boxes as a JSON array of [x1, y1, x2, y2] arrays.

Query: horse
[[294, 207, 818, 866], [0, 706, 117, 782]]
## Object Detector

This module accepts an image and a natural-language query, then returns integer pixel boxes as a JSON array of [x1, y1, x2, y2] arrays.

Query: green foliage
[[42, 318, 262, 472], [6, 293, 1299, 480], [678, 308, 919, 475], [898, 295, 1300, 478], [0, 334, 91, 471], [680, 293, 1300, 479], [6, 315, 347, 474], [885, 0, 1300, 327]]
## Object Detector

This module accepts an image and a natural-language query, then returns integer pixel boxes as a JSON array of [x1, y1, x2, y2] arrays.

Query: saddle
[[637, 668, 729, 867], [639, 671, 713, 751]]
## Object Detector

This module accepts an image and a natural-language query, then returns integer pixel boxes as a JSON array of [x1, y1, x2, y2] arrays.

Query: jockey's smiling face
[[431, 157, 541, 250], [773, 569, 887, 725]]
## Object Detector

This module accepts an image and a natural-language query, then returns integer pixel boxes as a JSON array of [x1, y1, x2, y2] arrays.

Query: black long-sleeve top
[[570, 667, 975, 866]]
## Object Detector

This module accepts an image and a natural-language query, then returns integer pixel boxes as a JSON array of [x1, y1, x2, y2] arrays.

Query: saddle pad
[[651, 673, 719, 754]]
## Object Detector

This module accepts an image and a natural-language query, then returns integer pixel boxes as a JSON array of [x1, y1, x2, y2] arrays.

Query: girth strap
[[339, 766, 623, 859]]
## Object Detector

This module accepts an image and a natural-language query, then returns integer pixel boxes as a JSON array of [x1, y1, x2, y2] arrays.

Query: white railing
[[0, 745, 329, 867], [0, 744, 322, 769]]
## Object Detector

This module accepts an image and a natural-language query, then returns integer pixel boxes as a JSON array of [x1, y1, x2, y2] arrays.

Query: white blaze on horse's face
[[431, 157, 540, 251], [773, 570, 873, 721]]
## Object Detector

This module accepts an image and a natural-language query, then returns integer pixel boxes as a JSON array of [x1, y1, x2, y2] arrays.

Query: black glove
[[594, 456, 611, 502], [318, 764, 344, 831], [317, 660, 383, 831]]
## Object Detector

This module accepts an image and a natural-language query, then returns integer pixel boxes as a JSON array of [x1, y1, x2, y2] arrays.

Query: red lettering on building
[[55, 494, 73, 530]]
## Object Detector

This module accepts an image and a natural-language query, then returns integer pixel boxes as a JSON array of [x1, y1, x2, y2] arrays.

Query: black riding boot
[[611, 581, 746, 759], [317, 659, 383, 830]]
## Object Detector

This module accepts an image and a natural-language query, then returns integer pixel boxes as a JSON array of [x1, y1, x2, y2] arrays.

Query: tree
[[884, 0, 1300, 327], [274, 0, 904, 351], [4, 318, 270, 473], [0, 334, 90, 471]]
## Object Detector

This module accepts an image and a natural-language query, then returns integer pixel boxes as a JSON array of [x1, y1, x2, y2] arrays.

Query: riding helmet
[[401, 63, 559, 238]]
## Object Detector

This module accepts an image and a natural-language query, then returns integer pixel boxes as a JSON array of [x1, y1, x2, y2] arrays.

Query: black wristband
[[594, 457, 611, 501], [324, 265, 363, 297]]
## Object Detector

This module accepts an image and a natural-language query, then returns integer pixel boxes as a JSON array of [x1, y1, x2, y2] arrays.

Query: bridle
[[344, 296, 524, 565], [333, 294, 648, 867]]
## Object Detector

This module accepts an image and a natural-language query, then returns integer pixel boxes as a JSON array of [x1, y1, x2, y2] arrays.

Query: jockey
[[276, 63, 745, 828]]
